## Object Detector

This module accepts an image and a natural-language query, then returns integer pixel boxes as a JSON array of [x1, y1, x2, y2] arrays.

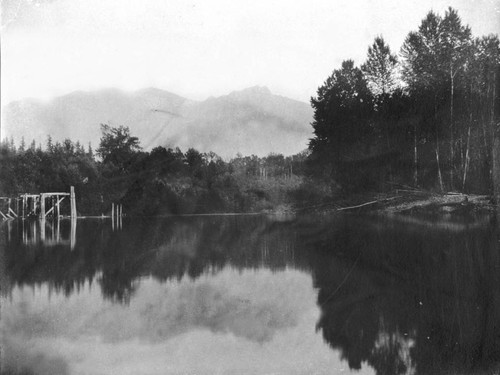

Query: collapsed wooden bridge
[[0, 186, 77, 220]]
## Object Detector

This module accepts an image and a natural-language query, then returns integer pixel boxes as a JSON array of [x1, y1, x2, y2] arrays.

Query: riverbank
[[298, 189, 497, 218], [381, 191, 494, 215]]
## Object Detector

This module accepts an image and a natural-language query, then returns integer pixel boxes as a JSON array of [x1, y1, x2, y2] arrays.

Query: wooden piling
[[43, 197, 65, 217], [40, 194, 46, 218], [56, 195, 61, 218], [111, 203, 115, 231], [70, 186, 76, 218], [9, 207, 18, 218]]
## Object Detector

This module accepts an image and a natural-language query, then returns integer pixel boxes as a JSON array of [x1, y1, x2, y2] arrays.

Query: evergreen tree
[[88, 142, 94, 158], [18, 137, 26, 153], [309, 60, 373, 186], [47, 135, 54, 152]]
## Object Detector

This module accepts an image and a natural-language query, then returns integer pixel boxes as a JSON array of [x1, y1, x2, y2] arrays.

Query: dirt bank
[[305, 190, 497, 218]]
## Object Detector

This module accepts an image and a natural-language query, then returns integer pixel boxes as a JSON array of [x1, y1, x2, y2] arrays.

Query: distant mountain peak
[[228, 86, 272, 99], [134, 87, 179, 97], [242, 86, 272, 95], [3, 86, 312, 158]]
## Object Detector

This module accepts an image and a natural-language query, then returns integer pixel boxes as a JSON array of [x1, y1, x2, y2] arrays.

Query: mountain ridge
[[2, 86, 313, 158]]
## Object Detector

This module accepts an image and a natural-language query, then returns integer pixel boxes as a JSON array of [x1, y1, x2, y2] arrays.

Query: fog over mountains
[[2, 86, 313, 158]]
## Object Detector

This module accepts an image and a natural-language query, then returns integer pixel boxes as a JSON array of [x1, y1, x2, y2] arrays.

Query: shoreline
[[298, 190, 498, 219]]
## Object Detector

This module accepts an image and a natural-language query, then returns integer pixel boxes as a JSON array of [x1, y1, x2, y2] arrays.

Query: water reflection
[[9, 217, 77, 249], [1, 213, 499, 375], [312, 215, 500, 375]]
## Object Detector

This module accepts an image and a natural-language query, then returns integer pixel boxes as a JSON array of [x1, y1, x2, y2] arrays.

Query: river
[[1, 213, 499, 375]]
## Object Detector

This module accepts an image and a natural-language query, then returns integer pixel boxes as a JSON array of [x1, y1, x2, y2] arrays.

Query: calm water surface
[[1, 213, 499, 375]]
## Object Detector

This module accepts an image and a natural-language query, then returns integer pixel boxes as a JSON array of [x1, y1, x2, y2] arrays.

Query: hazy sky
[[1, 0, 499, 105]]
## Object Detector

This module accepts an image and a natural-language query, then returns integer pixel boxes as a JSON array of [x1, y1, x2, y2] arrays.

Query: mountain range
[[2, 86, 313, 158]]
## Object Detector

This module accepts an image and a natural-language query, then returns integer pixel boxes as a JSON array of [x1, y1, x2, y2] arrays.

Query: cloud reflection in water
[[1, 267, 361, 375]]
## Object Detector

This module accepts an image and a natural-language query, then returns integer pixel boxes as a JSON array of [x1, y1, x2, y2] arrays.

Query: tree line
[[0, 125, 319, 215], [309, 7, 500, 195]]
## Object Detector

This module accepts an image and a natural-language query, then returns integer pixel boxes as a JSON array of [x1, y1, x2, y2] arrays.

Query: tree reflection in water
[[310, 215, 500, 375], [1, 213, 499, 375]]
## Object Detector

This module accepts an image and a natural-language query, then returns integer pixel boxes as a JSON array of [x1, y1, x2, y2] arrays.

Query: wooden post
[[70, 186, 76, 218], [43, 197, 64, 217], [70, 216, 77, 250], [111, 203, 115, 231], [16, 198, 19, 217], [6, 198, 15, 218], [40, 194, 46, 218], [22, 196, 25, 219], [9, 207, 18, 218], [56, 195, 60, 218]]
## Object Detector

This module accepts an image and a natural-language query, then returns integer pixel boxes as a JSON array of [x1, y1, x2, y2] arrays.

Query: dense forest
[[1, 8, 499, 215], [309, 7, 500, 195], [0, 125, 320, 215]]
